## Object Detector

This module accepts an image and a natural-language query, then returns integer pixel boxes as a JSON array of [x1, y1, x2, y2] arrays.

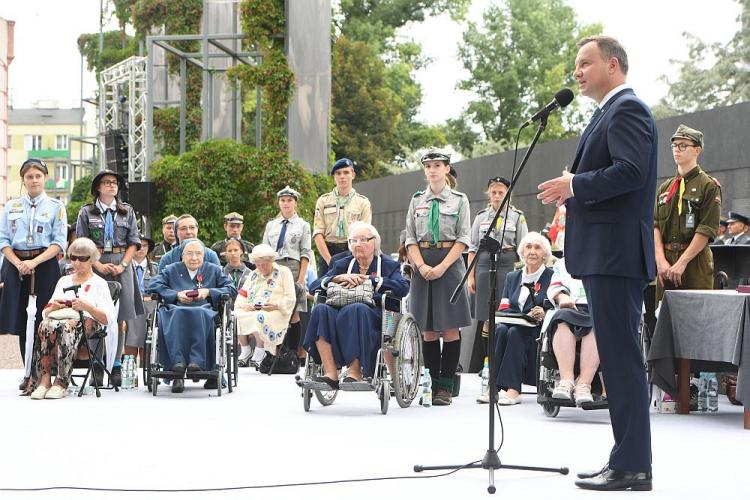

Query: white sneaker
[[552, 379, 575, 400], [30, 385, 49, 400], [251, 348, 266, 364], [574, 383, 594, 406], [476, 392, 489, 404], [45, 385, 66, 399]]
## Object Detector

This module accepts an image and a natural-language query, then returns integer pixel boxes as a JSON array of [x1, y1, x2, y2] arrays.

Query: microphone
[[521, 88, 574, 128]]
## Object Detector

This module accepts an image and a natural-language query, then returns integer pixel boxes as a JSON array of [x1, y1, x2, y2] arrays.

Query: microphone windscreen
[[554, 88, 575, 108]]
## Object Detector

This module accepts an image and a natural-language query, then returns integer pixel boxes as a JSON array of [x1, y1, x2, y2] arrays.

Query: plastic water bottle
[[480, 357, 490, 398], [133, 357, 139, 389], [421, 367, 432, 407], [697, 373, 707, 412], [121, 356, 130, 390], [706, 372, 719, 412], [125, 356, 134, 390]]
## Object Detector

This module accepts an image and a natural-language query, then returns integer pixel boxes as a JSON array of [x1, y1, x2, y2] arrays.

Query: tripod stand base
[[414, 451, 568, 494]]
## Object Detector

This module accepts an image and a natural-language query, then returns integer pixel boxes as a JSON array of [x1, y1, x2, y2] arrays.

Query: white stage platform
[[1, 367, 748, 500]]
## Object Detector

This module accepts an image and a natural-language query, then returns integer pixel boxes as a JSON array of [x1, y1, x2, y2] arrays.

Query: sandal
[[342, 376, 361, 383], [312, 375, 339, 390]]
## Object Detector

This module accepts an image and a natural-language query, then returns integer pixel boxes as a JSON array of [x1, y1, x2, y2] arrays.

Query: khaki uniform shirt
[[468, 205, 528, 254], [404, 186, 471, 248], [654, 165, 721, 299], [313, 189, 372, 244]]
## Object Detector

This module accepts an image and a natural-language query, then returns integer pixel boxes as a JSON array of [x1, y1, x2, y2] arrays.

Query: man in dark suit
[[538, 35, 656, 491]]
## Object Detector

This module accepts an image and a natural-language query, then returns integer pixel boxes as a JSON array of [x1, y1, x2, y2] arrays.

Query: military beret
[[488, 176, 511, 188], [224, 212, 244, 223], [726, 211, 749, 225], [277, 185, 301, 200], [331, 158, 354, 175], [671, 124, 704, 148], [162, 214, 178, 225]]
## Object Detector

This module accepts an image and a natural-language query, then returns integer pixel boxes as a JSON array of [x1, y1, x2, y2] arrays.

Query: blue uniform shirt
[[0, 194, 68, 252]]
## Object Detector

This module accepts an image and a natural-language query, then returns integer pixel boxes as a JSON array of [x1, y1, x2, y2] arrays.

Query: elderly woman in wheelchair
[[233, 244, 296, 367], [544, 257, 602, 406], [147, 239, 236, 393], [302, 222, 409, 390], [26, 238, 117, 399]]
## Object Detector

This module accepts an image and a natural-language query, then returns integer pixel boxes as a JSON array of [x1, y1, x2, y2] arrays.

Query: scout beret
[[331, 158, 354, 175], [671, 124, 704, 148]]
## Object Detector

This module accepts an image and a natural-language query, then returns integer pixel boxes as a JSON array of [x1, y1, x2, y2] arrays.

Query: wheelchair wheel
[[542, 402, 559, 418], [379, 380, 390, 415], [314, 388, 338, 406], [393, 313, 422, 408], [143, 342, 152, 390], [151, 368, 158, 396], [303, 388, 312, 412]]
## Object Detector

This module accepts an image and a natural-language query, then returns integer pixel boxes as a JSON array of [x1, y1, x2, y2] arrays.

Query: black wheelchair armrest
[[313, 291, 327, 304], [381, 291, 401, 313]]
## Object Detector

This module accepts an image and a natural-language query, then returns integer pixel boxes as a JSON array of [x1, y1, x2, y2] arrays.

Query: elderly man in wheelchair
[[299, 222, 420, 413], [538, 257, 606, 414], [146, 239, 236, 394]]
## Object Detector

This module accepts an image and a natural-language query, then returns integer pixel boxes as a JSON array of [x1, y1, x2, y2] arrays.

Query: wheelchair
[[535, 305, 651, 417], [143, 292, 238, 396], [295, 291, 422, 414]]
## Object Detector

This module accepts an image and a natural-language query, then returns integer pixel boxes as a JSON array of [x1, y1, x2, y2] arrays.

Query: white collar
[[96, 199, 117, 212], [24, 192, 48, 205], [598, 83, 631, 108], [521, 265, 545, 284], [188, 268, 199, 279], [134, 258, 148, 268]]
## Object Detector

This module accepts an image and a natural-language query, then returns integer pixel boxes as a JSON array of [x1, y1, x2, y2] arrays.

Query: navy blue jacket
[[501, 268, 554, 314], [566, 88, 657, 281]]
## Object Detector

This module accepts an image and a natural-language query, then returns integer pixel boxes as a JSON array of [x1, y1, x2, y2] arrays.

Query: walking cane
[[22, 271, 37, 378]]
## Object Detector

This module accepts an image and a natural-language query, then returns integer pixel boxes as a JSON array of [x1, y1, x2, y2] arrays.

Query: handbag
[[259, 346, 300, 375], [325, 281, 375, 308], [47, 307, 80, 320]]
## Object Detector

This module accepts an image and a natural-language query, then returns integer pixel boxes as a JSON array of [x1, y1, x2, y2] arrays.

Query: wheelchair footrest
[[297, 379, 338, 391], [537, 394, 608, 410], [339, 380, 374, 392]]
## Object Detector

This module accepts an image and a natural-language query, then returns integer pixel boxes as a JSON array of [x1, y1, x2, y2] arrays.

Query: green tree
[[456, 0, 601, 153], [332, 1, 469, 177], [656, 0, 749, 115], [66, 174, 94, 225]]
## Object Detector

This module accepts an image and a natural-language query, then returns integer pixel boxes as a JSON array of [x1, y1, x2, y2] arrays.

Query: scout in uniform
[[77, 169, 144, 386], [654, 124, 721, 303], [261, 186, 314, 363], [313, 158, 372, 277], [0, 159, 67, 392], [211, 212, 254, 266], [724, 212, 750, 244], [405, 150, 472, 406], [468, 176, 528, 336], [152, 214, 178, 263]]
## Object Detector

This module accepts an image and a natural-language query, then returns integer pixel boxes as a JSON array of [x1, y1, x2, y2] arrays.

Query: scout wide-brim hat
[[250, 243, 278, 261], [91, 169, 126, 197], [139, 234, 156, 254]]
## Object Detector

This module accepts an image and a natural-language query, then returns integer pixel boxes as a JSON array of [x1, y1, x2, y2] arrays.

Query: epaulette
[[711, 176, 721, 188], [477, 207, 490, 216], [354, 192, 369, 199], [412, 190, 424, 198], [450, 189, 467, 198], [510, 205, 523, 214]]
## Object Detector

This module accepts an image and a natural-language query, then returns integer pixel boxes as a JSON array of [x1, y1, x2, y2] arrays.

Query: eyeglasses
[[348, 236, 376, 245], [100, 180, 119, 186], [70, 255, 91, 262], [670, 143, 697, 151]]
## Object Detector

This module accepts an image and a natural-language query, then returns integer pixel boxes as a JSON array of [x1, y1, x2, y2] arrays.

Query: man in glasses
[[653, 124, 721, 304], [157, 214, 221, 271]]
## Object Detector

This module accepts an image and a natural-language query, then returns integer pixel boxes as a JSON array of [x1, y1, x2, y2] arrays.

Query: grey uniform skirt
[[276, 257, 308, 313], [410, 247, 472, 332], [473, 249, 517, 320], [97, 252, 144, 322]]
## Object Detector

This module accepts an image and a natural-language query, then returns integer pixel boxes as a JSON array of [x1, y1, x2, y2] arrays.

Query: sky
[[0, 0, 743, 125]]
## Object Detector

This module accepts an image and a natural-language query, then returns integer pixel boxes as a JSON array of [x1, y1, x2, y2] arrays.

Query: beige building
[[7, 105, 94, 205], [1, 17, 14, 209]]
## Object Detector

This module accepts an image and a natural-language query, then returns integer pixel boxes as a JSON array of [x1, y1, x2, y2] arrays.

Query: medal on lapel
[[196, 274, 203, 289]]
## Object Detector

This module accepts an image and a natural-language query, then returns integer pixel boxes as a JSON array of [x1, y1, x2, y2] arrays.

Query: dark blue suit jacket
[[501, 267, 554, 314], [566, 88, 657, 280]]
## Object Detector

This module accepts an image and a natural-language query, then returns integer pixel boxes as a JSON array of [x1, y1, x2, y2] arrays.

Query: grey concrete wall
[[355, 102, 750, 253], [287, 0, 331, 174]]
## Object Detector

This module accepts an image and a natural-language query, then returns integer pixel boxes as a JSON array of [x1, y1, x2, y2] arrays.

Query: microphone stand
[[414, 115, 568, 493]]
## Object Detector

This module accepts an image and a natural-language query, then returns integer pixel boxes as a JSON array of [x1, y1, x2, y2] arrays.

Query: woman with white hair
[[147, 238, 236, 393], [25, 237, 117, 399], [303, 222, 409, 388], [233, 244, 296, 366], [490, 231, 553, 405]]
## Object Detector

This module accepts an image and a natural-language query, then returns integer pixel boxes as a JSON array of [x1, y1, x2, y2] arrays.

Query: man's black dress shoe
[[575, 467, 652, 491], [187, 363, 201, 382], [172, 362, 186, 375], [171, 378, 185, 393], [204, 377, 218, 390], [577, 463, 609, 479]]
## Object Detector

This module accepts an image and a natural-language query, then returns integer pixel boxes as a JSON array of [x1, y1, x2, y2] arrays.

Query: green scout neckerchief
[[333, 188, 355, 238], [428, 199, 440, 244]]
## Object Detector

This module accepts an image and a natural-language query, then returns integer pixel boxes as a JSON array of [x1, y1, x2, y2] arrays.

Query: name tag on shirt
[[686, 213, 695, 229], [415, 204, 430, 216]]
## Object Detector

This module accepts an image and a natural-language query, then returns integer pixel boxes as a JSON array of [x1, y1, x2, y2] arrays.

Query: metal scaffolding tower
[[99, 56, 148, 181]]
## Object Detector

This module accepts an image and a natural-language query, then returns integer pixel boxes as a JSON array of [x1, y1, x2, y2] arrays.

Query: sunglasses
[[70, 255, 91, 262]]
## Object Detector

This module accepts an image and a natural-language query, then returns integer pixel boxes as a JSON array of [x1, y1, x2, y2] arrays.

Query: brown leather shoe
[[432, 388, 452, 406]]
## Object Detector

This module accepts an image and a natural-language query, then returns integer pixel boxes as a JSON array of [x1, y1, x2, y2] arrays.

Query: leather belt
[[14, 248, 45, 258], [664, 243, 689, 252], [325, 242, 349, 252], [418, 241, 455, 249], [101, 247, 127, 254], [501, 247, 516, 254]]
